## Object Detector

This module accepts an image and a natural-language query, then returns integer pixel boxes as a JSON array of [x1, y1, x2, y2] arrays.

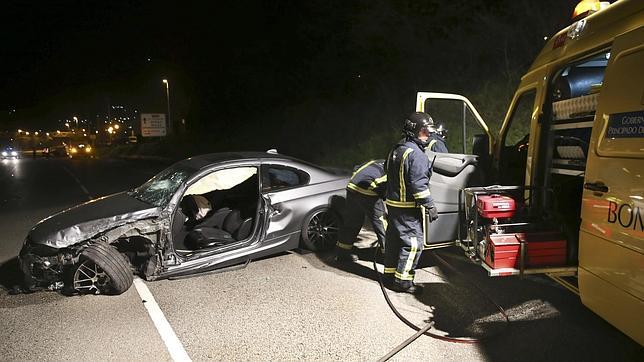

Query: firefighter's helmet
[[436, 123, 448, 139], [403, 112, 435, 149]]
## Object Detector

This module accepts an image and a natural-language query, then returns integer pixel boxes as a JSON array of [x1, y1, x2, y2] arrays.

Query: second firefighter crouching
[[384, 112, 439, 294], [335, 160, 387, 262]]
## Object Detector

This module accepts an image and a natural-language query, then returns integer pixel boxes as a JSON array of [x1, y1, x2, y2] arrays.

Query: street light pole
[[162, 79, 172, 135]]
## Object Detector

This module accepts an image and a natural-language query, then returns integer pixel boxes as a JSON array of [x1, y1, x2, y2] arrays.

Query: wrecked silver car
[[19, 152, 348, 295]]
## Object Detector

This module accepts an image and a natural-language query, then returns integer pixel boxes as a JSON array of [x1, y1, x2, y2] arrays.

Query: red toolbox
[[516, 231, 567, 266], [477, 194, 516, 219], [483, 233, 519, 269]]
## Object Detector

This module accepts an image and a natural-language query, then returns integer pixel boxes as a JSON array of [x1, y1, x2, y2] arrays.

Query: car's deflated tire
[[73, 243, 133, 295], [300, 208, 341, 252]]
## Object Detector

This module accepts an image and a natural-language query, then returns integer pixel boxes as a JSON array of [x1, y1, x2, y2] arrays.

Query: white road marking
[[62, 166, 93, 200], [133, 277, 192, 362]]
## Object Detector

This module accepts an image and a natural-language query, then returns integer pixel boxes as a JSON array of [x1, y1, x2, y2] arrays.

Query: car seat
[[185, 210, 253, 249]]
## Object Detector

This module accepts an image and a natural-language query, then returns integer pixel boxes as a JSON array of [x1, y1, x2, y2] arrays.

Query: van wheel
[[72, 243, 133, 295], [300, 208, 341, 251]]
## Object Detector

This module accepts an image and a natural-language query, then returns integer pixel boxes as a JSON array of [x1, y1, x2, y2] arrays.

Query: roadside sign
[[141, 113, 167, 137]]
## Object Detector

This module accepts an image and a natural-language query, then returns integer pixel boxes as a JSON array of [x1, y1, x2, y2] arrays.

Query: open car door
[[415, 92, 495, 247]]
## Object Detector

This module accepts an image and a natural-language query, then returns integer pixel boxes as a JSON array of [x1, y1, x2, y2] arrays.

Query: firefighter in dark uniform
[[383, 112, 439, 294], [335, 160, 387, 262], [428, 123, 449, 153]]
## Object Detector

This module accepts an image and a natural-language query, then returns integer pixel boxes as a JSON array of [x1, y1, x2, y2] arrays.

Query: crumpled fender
[[27, 192, 162, 249]]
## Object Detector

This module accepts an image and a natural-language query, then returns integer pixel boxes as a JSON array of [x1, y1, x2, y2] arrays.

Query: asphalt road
[[0, 157, 642, 361]]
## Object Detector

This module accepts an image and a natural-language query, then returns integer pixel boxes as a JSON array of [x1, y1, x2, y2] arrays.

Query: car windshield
[[129, 164, 197, 207]]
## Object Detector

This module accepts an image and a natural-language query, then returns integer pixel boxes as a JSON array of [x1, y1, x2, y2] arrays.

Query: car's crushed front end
[[19, 240, 81, 292], [18, 192, 165, 293]]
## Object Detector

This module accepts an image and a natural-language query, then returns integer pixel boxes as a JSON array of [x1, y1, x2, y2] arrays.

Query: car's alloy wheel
[[73, 260, 110, 294], [301, 209, 340, 251], [72, 243, 133, 295]]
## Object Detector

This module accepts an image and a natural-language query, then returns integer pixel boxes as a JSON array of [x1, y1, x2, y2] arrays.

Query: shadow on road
[[0, 257, 22, 292], [311, 241, 643, 361], [416, 248, 644, 362]]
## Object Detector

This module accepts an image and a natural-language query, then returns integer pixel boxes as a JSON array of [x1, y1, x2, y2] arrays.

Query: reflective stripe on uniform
[[351, 160, 375, 179], [395, 272, 414, 281], [379, 215, 388, 230], [384, 267, 396, 274], [369, 175, 387, 190], [428, 139, 437, 150], [413, 190, 431, 199], [398, 236, 419, 281], [336, 242, 353, 250], [347, 183, 378, 196], [399, 148, 413, 202], [385, 199, 417, 208]]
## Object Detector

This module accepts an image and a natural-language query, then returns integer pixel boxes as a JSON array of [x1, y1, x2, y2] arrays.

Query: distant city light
[[25, 132, 30, 135]]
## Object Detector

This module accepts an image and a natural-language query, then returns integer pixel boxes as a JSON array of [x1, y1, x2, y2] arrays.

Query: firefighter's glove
[[422, 202, 439, 222]]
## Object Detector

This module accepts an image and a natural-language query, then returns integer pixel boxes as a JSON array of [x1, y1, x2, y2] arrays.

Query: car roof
[[179, 151, 324, 171]]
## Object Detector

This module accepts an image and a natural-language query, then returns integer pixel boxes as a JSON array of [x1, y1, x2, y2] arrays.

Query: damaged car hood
[[28, 192, 161, 248]]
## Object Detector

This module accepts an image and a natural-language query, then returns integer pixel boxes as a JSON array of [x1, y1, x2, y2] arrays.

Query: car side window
[[261, 165, 309, 192]]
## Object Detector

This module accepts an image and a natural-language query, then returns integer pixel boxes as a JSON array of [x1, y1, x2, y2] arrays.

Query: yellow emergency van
[[415, 0, 643, 345]]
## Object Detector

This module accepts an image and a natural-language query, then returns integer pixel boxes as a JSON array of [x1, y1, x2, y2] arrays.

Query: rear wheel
[[300, 208, 341, 251], [73, 243, 133, 295]]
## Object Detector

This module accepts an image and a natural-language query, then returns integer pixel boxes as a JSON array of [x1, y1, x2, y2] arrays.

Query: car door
[[259, 162, 312, 250], [578, 27, 644, 346], [415, 92, 494, 245]]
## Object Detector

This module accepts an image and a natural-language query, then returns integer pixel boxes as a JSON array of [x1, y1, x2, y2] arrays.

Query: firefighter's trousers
[[336, 190, 386, 252], [383, 206, 424, 283]]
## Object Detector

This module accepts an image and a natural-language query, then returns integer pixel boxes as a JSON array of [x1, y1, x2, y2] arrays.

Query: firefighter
[[428, 123, 449, 153], [383, 112, 439, 294], [335, 159, 387, 262]]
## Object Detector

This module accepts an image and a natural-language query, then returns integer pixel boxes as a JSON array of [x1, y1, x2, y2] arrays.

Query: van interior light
[[572, 0, 611, 21]]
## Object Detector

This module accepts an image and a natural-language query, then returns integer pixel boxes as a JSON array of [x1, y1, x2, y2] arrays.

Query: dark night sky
[[0, 0, 579, 133]]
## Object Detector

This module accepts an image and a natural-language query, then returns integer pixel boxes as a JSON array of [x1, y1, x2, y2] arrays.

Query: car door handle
[[584, 181, 609, 193], [270, 204, 282, 217]]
